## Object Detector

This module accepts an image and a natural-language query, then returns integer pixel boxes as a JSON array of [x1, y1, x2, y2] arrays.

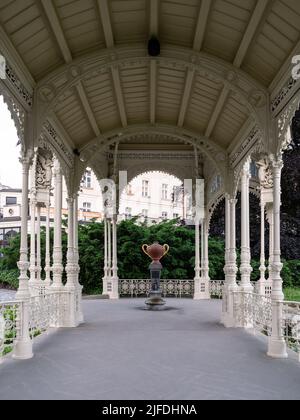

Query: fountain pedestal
[[145, 261, 165, 309], [142, 242, 169, 310]]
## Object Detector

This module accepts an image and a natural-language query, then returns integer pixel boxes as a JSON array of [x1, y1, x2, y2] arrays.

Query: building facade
[[0, 170, 185, 248]]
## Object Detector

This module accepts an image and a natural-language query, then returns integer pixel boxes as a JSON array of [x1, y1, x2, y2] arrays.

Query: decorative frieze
[[5, 62, 33, 108], [43, 121, 74, 167], [271, 76, 298, 115], [230, 126, 261, 168]]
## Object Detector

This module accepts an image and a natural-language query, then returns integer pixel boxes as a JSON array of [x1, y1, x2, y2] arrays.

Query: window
[[250, 161, 258, 179], [142, 209, 148, 218], [126, 184, 133, 195], [125, 207, 132, 220], [142, 180, 149, 197], [6, 197, 17, 205], [83, 202, 92, 212], [173, 213, 179, 219], [83, 170, 92, 189], [162, 212, 168, 220], [162, 184, 168, 200]]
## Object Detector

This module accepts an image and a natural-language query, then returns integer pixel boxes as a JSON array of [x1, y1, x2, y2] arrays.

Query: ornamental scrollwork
[[5, 62, 33, 108], [43, 121, 74, 167], [230, 125, 262, 168], [1, 87, 25, 146], [271, 76, 298, 115], [35, 151, 53, 190], [256, 158, 273, 189]]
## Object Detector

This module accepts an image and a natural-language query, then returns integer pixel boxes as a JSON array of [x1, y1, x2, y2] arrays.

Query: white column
[[52, 160, 63, 289], [65, 196, 78, 327], [36, 205, 42, 284], [193, 218, 201, 299], [202, 219, 210, 281], [66, 197, 75, 289], [200, 218, 211, 299], [239, 160, 253, 292], [102, 217, 108, 295], [29, 198, 36, 285], [224, 194, 231, 270], [267, 156, 287, 359], [110, 214, 119, 299], [257, 201, 267, 295], [107, 218, 112, 279], [222, 197, 239, 327], [14, 155, 33, 360], [44, 202, 51, 286], [73, 194, 80, 286], [267, 204, 274, 279], [74, 194, 84, 324], [201, 221, 204, 276]]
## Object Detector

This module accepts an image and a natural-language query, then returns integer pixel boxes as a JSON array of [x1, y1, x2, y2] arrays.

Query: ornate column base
[[102, 275, 109, 297], [12, 299, 33, 360], [75, 284, 84, 324], [267, 337, 288, 359], [193, 277, 210, 300], [106, 277, 119, 299], [221, 282, 239, 328], [257, 279, 272, 296], [51, 264, 64, 291], [239, 262, 253, 293]]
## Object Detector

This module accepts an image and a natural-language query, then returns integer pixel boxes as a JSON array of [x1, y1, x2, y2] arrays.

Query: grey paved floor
[[1, 299, 300, 400]]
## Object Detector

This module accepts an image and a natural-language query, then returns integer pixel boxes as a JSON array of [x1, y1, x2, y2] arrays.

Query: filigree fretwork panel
[[29, 292, 68, 337], [282, 301, 300, 359], [119, 279, 195, 298], [234, 292, 272, 336], [0, 301, 19, 357]]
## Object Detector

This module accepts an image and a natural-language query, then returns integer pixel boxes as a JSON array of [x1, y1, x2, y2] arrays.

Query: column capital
[[269, 154, 283, 172], [19, 150, 34, 168]]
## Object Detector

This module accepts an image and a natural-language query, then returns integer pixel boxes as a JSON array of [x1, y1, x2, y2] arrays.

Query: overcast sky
[[0, 96, 22, 188]]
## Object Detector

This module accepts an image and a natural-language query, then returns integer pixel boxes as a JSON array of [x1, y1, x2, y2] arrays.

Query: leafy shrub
[[0, 269, 19, 289]]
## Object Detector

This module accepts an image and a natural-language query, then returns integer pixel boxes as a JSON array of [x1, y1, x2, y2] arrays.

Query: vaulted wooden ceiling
[[1, 0, 300, 155]]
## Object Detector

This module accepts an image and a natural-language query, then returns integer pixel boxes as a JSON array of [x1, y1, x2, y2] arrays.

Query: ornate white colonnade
[[221, 154, 288, 358], [13, 151, 84, 360], [0, 0, 300, 363]]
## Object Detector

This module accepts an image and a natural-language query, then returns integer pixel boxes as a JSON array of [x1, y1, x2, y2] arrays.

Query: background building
[[0, 170, 185, 248]]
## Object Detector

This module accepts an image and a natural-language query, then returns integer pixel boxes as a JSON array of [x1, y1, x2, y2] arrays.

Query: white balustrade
[[0, 301, 19, 359]]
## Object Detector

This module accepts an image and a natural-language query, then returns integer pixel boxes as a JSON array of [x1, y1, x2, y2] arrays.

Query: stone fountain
[[142, 242, 169, 309]]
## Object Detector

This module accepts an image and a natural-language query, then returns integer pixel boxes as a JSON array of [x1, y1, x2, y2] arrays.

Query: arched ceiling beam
[[150, 60, 157, 124], [40, 0, 72, 64], [79, 124, 227, 177], [233, 0, 270, 68], [227, 117, 255, 155], [0, 26, 35, 89], [35, 46, 269, 141], [97, 1, 127, 128], [149, 0, 159, 124], [76, 81, 101, 137], [269, 37, 300, 93], [111, 65, 127, 128], [97, 0, 114, 48], [193, 0, 212, 52], [150, 0, 159, 36], [178, 68, 195, 128], [202, 0, 270, 138], [205, 86, 229, 138], [47, 112, 75, 150]]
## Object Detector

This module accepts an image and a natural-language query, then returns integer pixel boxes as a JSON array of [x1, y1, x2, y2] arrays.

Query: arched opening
[[119, 171, 185, 224]]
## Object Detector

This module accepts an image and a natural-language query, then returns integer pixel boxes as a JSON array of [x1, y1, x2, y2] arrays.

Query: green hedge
[[0, 220, 299, 295], [0, 269, 19, 289]]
